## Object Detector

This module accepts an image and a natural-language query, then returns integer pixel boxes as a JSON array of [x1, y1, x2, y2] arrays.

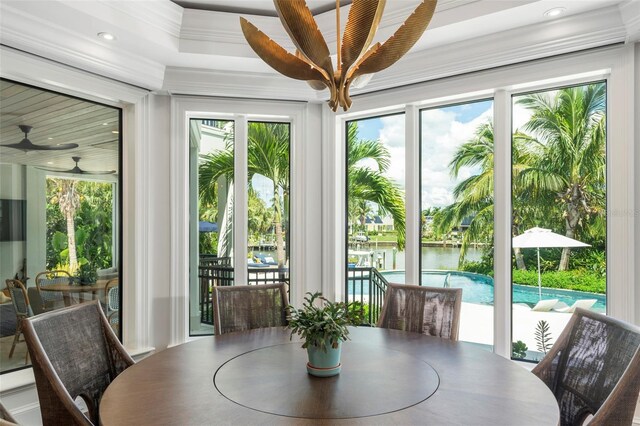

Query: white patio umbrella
[[512, 227, 590, 300]]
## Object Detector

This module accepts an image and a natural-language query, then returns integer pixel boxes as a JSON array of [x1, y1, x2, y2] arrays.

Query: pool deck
[[459, 302, 572, 354]]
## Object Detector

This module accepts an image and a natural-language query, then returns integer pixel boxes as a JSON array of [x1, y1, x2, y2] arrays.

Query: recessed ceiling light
[[48, 137, 53, 140], [544, 7, 566, 18], [47, 162, 53, 165], [102, 123, 108, 126], [98, 32, 116, 41], [112, 130, 119, 134]]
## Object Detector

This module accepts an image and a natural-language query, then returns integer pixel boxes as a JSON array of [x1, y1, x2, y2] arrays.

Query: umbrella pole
[[537, 247, 542, 300]]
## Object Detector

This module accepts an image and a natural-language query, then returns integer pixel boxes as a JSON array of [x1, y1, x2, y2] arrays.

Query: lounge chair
[[530, 299, 560, 312], [552, 299, 597, 313]]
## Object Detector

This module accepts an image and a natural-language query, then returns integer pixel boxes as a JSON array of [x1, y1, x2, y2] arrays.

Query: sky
[[354, 97, 540, 212], [353, 100, 495, 211]]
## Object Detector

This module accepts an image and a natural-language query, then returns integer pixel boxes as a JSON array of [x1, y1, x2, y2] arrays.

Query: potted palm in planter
[[287, 292, 363, 377]]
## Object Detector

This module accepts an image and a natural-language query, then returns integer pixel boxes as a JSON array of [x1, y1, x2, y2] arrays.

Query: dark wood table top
[[39, 280, 106, 293], [100, 327, 559, 425]]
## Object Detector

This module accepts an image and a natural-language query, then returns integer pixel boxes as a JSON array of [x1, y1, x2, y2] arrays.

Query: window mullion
[[493, 89, 512, 358]]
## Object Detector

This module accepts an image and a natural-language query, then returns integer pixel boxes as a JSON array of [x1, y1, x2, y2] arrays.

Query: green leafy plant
[[512, 340, 528, 359], [75, 263, 97, 285], [535, 320, 553, 354], [287, 292, 363, 352]]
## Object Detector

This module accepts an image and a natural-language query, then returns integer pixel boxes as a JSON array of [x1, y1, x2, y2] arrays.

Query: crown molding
[[163, 67, 318, 100], [0, 2, 166, 90], [164, 5, 628, 102], [358, 6, 627, 95], [619, 1, 640, 42]]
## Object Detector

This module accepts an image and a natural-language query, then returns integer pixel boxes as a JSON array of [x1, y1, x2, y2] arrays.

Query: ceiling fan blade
[[1, 125, 79, 152], [36, 156, 116, 175], [1, 140, 79, 151]]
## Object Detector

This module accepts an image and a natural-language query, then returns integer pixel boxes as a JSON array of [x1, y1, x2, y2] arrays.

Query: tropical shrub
[[512, 269, 604, 294], [512, 341, 528, 359]]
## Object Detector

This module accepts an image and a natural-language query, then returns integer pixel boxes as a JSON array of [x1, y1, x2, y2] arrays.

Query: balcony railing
[[198, 257, 290, 325], [345, 267, 389, 325]]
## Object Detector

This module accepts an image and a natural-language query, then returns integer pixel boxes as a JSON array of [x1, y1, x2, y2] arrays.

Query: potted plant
[[75, 263, 97, 286], [287, 292, 363, 377]]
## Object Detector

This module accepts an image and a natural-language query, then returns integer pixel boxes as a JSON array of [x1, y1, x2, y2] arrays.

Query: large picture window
[[344, 113, 405, 323], [189, 118, 292, 336], [0, 79, 122, 373], [420, 99, 495, 349], [510, 82, 607, 362]]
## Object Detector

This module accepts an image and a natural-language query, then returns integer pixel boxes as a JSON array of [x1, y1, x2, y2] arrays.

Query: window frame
[[327, 44, 636, 359], [171, 97, 313, 344]]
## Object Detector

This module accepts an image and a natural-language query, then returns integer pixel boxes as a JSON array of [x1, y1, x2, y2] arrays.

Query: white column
[[234, 116, 248, 285], [405, 105, 420, 285], [493, 89, 512, 358]]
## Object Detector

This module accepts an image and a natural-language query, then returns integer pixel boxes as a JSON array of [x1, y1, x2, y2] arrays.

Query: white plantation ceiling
[[0, 80, 120, 172]]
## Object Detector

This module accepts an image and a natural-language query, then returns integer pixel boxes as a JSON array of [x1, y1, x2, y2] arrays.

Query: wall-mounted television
[[0, 199, 26, 241]]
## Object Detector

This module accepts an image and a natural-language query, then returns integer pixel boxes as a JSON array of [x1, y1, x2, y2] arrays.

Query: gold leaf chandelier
[[240, 0, 437, 112]]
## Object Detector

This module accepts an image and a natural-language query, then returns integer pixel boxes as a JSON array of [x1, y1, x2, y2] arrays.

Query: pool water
[[367, 270, 606, 312]]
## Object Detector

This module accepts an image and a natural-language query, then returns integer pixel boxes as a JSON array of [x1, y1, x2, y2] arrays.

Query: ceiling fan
[[1, 125, 79, 152], [38, 156, 116, 175]]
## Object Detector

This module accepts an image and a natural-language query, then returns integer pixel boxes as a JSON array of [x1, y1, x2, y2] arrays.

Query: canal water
[[255, 246, 483, 271], [350, 246, 483, 271]]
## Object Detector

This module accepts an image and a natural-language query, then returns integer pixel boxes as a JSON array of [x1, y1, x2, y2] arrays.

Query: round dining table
[[100, 327, 559, 425]]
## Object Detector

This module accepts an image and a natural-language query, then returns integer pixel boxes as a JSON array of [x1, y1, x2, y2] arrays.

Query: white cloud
[[420, 106, 492, 209]]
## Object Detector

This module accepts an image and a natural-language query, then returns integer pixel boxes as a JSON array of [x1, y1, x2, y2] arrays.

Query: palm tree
[[347, 122, 405, 250], [517, 84, 606, 270], [52, 178, 81, 272], [432, 122, 532, 267], [199, 122, 290, 266]]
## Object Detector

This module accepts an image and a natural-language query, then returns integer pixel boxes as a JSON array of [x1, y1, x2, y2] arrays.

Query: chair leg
[[9, 328, 21, 359]]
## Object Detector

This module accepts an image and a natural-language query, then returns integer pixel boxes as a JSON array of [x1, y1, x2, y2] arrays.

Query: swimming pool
[[371, 270, 606, 312]]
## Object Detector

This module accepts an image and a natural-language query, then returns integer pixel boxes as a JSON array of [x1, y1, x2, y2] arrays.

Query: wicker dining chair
[[377, 283, 463, 341], [22, 300, 134, 426], [5, 279, 32, 360], [35, 270, 71, 310], [531, 308, 640, 426], [212, 283, 289, 335], [103, 278, 119, 335], [0, 400, 18, 426]]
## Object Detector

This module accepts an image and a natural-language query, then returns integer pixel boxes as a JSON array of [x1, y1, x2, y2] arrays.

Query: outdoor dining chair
[[22, 300, 134, 426], [377, 283, 463, 341], [532, 308, 640, 426], [35, 270, 71, 310], [103, 278, 119, 335], [5, 279, 31, 361], [212, 283, 289, 335]]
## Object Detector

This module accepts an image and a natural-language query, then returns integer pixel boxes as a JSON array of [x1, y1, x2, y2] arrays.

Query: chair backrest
[[532, 308, 640, 426], [35, 270, 70, 304], [212, 283, 289, 335], [376, 283, 463, 341], [22, 300, 135, 426], [5, 279, 30, 318], [27, 287, 46, 315], [104, 278, 119, 312]]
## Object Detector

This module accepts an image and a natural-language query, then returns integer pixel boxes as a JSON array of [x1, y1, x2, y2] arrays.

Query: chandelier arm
[[273, 0, 334, 79], [240, 18, 330, 82], [340, 0, 386, 73], [349, 0, 437, 77]]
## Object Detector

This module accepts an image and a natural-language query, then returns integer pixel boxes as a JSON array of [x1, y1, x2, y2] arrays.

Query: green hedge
[[512, 269, 605, 294]]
